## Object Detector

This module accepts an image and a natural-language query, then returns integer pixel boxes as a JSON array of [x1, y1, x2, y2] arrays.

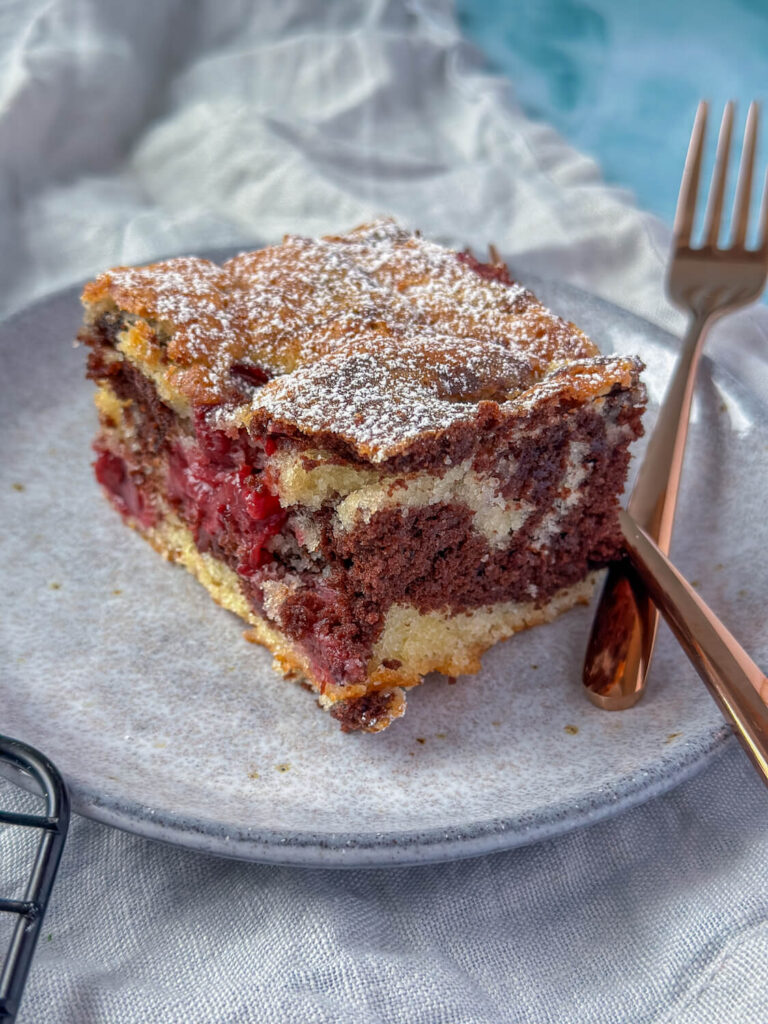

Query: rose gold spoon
[[618, 510, 768, 785]]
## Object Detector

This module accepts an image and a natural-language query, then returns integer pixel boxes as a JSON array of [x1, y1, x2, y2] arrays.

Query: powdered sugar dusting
[[85, 218, 632, 461], [247, 342, 482, 459]]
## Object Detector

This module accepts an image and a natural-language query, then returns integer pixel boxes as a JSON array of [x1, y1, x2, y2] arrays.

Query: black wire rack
[[0, 736, 69, 1023]]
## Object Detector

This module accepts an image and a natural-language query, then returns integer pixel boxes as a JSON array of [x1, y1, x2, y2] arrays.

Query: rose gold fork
[[583, 100, 768, 709]]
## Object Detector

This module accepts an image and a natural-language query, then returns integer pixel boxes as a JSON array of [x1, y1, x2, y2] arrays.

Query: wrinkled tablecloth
[[2, 1, 768, 1021]]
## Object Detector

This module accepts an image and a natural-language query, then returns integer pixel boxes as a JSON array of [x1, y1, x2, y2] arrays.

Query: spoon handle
[[619, 509, 768, 785]]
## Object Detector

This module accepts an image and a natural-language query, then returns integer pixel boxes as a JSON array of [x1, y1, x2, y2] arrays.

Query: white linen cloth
[[1, 1, 767, 1020]]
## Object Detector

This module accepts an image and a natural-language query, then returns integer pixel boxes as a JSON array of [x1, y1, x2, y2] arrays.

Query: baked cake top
[[82, 218, 640, 462]]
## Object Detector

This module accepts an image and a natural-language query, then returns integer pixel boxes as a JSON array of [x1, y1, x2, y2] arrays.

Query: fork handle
[[619, 510, 768, 785], [629, 309, 712, 538], [583, 311, 712, 706]]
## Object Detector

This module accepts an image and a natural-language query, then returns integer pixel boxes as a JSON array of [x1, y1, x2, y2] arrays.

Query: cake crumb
[[564, 724, 579, 735], [416, 737, 426, 744], [112, 588, 122, 595], [435, 732, 447, 739], [665, 732, 682, 744], [248, 769, 260, 780], [11, 482, 24, 492], [49, 582, 61, 590], [275, 763, 291, 773]]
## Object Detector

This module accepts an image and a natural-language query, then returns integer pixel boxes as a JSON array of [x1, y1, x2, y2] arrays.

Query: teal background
[[457, 0, 768, 229]]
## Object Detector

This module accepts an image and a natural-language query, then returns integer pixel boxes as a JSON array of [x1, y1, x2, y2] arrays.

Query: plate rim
[[0, 264, 742, 867], [63, 727, 733, 868]]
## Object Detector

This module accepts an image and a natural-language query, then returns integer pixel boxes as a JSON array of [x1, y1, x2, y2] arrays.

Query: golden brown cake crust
[[82, 217, 637, 463]]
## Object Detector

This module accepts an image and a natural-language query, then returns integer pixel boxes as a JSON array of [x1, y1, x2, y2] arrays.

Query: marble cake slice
[[80, 218, 645, 732]]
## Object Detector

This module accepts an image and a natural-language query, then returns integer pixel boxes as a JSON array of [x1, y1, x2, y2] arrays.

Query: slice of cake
[[80, 218, 645, 732]]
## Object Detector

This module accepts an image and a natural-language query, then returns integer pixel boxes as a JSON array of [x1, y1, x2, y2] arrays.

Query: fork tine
[[703, 101, 735, 247], [674, 101, 709, 246], [732, 102, 759, 247], [759, 165, 768, 256]]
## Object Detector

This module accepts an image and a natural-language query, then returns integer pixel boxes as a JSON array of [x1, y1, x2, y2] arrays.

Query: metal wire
[[0, 736, 69, 1023]]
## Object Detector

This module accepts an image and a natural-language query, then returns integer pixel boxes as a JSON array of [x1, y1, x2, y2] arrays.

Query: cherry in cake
[[80, 219, 645, 732]]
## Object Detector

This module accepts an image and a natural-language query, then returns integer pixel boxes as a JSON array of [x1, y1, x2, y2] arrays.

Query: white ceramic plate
[[1, 263, 765, 867]]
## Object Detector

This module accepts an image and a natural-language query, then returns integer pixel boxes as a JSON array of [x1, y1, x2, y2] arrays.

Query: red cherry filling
[[265, 582, 382, 689], [96, 403, 285, 577], [455, 250, 515, 285], [94, 448, 156, 528], [230, 362, 271, 388], [166, 437, 285, 577]]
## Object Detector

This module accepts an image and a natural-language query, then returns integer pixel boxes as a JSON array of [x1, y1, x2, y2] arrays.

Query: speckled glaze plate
[[2, 262, 766, 868]]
